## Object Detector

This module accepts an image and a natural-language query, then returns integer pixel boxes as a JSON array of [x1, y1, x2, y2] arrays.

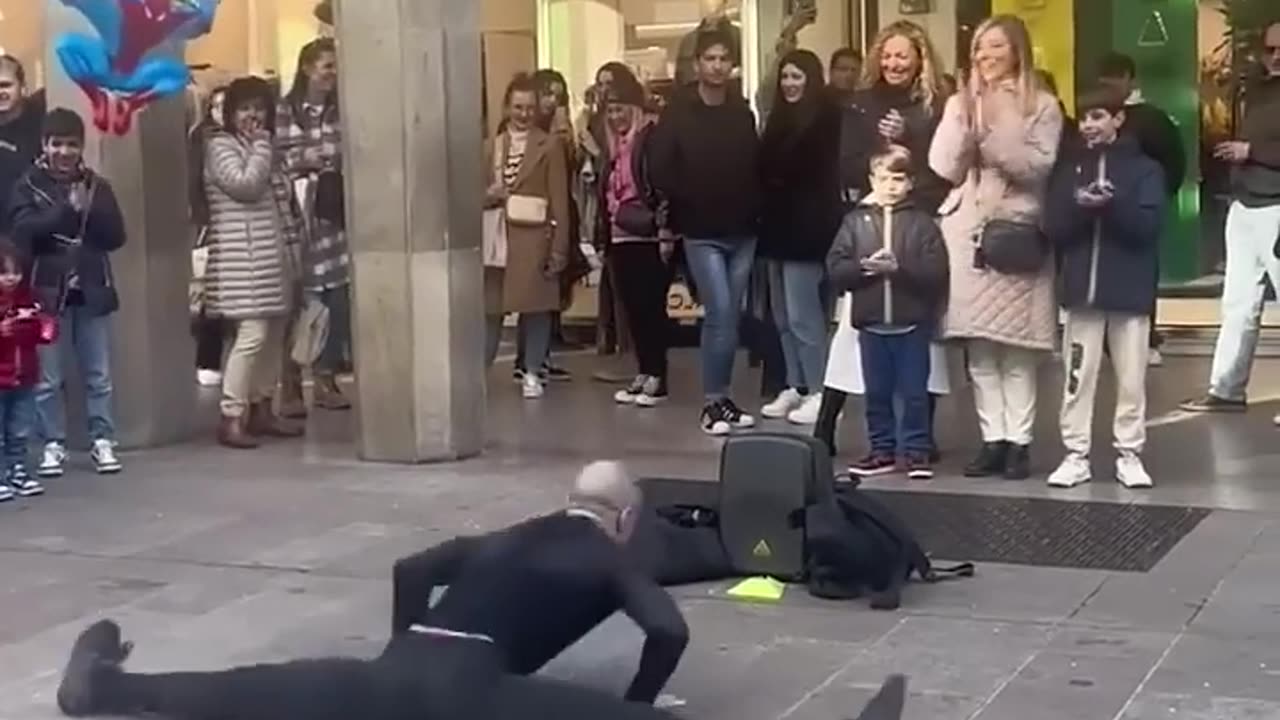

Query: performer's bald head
[[569, 461, 642, 542]]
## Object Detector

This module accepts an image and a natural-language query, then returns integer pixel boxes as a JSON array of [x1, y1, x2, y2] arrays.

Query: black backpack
[[804, 485, 974, 610]]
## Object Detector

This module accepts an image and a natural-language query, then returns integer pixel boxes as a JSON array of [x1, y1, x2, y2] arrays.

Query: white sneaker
[[614, 376, 648, 405], [38, 442, 67, 478], [91, 440, 123, 474], [196, 369, 223, 386], [1048, 453, 1091, 488], [522, 374, 544, 400], [1148, 348, 1164, 367], [762, 388, 805, 419], [787, 393, 823, 425], [1116, 453, 1153, 489], [634, 377, 668, 408]]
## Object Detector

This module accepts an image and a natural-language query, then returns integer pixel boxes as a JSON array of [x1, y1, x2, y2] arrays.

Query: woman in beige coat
[[484, 74, 571, 399], [929, 15, 1062, 480]]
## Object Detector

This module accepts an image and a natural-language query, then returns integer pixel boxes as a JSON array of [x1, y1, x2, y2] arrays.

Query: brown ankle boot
[[279, 367, 308, 419], [247, 401, 304, 438], [218, 415, 259, 449], [314, 375, 352, 410]]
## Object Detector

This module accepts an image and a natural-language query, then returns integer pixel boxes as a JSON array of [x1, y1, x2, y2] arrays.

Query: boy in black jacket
[[1045, 88, 1166, 490], [826, 146, 948, 480], [9, 108, 127, 479]]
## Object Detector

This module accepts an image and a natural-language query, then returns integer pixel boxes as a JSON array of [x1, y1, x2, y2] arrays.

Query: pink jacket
[[929, 89, 1063, 351]]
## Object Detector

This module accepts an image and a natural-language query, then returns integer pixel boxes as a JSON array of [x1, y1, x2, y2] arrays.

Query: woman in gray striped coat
[[204, 76, 304, 448]]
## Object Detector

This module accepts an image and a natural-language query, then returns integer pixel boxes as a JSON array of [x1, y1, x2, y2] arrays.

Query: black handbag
[[313, 170, 346, 227], [613, 200, 658, 237], [979, 218, 1049, 274]]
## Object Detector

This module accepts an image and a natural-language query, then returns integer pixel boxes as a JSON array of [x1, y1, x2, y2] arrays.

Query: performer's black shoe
[[57, 619, 132, 716]]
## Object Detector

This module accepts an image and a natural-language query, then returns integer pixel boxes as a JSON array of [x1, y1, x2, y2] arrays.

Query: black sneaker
[[849, 453, 897, 477], [57, 620, 132, 717], [719, 399, 756, 429], [905, 454, 934, 480], [701, 400, 733, 436], [543, 363, 572, 382], [1179, 394, 1246, 413], [8, 464, 43, 497]]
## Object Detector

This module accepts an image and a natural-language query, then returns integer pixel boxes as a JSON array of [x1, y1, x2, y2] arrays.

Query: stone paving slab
[[5, 354, 1280, 718]]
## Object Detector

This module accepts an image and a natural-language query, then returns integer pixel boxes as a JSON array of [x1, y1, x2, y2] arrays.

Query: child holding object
[[0, 240, 57, 501], [826, 145, 949, 479], [1044, 87, 1166, 489]]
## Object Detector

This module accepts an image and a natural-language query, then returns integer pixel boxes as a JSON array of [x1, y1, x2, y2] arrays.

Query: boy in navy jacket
[[1044, 88, 1166, 490]]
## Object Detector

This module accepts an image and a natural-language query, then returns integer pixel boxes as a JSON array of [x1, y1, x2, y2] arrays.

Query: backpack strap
[[920, 562, 976, 582]]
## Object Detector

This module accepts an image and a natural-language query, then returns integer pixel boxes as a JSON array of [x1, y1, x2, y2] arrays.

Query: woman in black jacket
[[757, 49, 843, 425], [816, 21, 952, 461]]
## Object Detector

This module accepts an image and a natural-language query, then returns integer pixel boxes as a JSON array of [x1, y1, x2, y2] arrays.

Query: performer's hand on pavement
[[1214, 141, 1251, 164]]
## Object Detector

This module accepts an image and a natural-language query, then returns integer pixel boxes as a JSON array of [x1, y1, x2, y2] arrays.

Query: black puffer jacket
[[826, 200, 949, 329], [9, 164, 127, 316], [1046, 136, 1166, 316], [758, 100, 843, 262], [838, 83, 950, 214]]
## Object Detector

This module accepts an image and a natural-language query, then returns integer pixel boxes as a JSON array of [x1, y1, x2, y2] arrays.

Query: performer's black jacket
[[392, 512, 689, 704]]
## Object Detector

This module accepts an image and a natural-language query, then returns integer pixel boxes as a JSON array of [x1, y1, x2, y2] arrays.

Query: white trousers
[[968, 339, 1039, 445], [1208, 201, 1280, 401], [1060, 310, 1150, 456]]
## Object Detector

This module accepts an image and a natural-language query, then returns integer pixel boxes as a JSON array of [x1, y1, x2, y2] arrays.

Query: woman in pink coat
[[929, 15, 1063, 480]]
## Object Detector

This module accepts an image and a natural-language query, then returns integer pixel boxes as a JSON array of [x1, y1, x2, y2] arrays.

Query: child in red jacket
[[0, 240, 56, 501]]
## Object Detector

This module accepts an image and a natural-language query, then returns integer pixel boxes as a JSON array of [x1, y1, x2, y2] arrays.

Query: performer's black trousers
[[86, 633, 676, 720]]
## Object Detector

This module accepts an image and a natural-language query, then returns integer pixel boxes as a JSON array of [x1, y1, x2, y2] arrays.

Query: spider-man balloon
[[54, 0, 220, 135]]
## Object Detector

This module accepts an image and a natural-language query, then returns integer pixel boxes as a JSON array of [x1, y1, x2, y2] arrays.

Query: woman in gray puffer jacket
[[205, 76, 304, 448]]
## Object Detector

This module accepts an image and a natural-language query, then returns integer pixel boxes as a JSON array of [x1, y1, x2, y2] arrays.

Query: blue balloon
[[53, 0, 220, 134]]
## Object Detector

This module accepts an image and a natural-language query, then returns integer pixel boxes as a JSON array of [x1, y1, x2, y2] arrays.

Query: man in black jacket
[[54, 462, 691, 719], [1045, 88, 1167, 490], [650, 28, 761, 436], [1097, 52, 1187, 366], [9, 108, 127, 479], [1180, 22, 1280, 417]]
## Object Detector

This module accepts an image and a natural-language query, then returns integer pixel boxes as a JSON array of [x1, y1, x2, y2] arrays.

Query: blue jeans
[[767, 260, 829, 391], [684, 237, 757, 399], [36, 305, 116, 444], [0, 387, 34, 469], [485, 312, 552, 373], [860, 327, 931, 455]]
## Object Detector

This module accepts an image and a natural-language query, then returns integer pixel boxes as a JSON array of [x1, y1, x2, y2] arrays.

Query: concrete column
[[335, 0, 486, 463], [43, 4, 197, 449]]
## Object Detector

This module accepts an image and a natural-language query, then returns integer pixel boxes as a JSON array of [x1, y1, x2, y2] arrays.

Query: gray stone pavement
[[4, 350, 1280, 719]]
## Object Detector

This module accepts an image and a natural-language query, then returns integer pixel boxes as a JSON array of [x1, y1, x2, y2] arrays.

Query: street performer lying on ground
[[389, 459, 689, 702], [54, 461, 694, 718]]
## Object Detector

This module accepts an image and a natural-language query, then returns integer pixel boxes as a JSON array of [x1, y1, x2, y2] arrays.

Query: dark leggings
[[88, 633, 676, 720], [192, 316, 223, 371], [815, 389, 939, 457]]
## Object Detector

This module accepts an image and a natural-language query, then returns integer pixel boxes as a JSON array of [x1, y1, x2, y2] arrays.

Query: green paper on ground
[[726, 576, 785, 602]]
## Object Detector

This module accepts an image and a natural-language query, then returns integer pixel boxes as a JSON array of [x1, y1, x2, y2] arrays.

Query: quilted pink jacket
[[929, 88, 1063, 351]]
